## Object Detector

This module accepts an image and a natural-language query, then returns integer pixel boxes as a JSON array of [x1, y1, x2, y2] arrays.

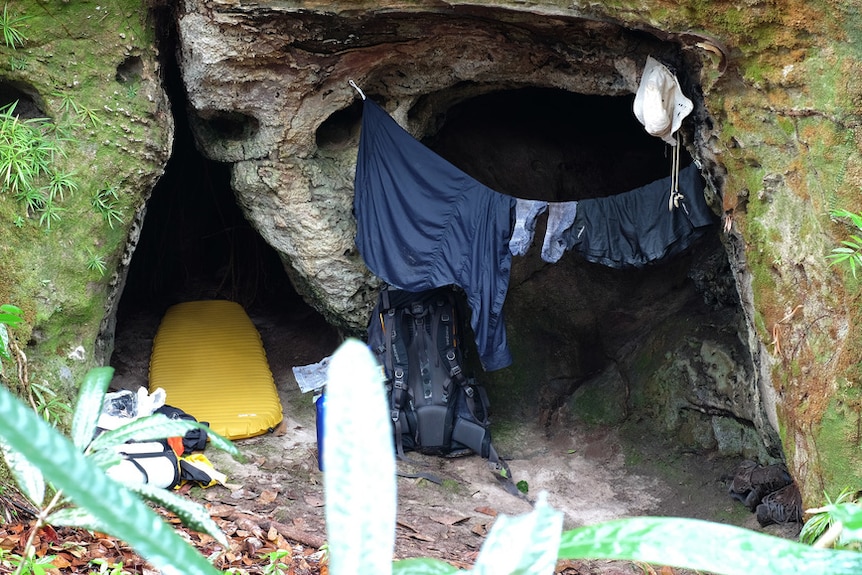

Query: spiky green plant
[[37, 196, 64, 229], [92, 184, 125, 228], [47, 169, 78, 201], [0, 3, 28, 49], [0, 367, 239, 575], [0, 101, 77, 228], [0, 102, 55, 197], [801, 488, 862, 549], [828, 209, 862, 279], [86, 248, 108, 277], [27, 381, 72, 427]]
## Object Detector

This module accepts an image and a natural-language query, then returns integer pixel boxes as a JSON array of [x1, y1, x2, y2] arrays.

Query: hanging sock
[[541, 201, 578, 263], [509, 199, 548, 256]]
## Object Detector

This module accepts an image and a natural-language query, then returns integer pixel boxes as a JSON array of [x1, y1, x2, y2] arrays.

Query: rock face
[[2, 0, 861, 508], [172, 0, 861, 504]]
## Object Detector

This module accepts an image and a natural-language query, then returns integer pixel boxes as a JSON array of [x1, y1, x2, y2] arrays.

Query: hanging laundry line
[[350, 79, 714, 373]]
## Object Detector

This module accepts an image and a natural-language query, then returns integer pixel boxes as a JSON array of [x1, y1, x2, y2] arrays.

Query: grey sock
[[541, 201, 578, 263]]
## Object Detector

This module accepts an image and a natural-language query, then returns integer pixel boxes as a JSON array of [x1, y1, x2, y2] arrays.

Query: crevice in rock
[[0, 80, 45, 118], [115, 55, 143, 85], [316, 100, 363, 151], [107, 9, 339, 392], [192, 109, 261, 143]]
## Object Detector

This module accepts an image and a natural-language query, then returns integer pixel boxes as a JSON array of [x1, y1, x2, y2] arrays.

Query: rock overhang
[[176, 1, 723, 331]]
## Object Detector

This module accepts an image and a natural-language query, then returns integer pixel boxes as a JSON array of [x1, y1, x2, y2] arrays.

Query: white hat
[[633, 56, 693, 146]]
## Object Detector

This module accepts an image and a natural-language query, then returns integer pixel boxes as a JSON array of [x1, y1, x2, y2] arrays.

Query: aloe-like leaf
[[324, 339, 396, 575], [392, 558, 463, 575], [471, 492, 563, 575], [71, 367, 114, 451], [86, 446, 123, 471], [129, 482, 228, 547], [828, 502, 862, 540], [89, 414, 201, 453], [90, 414, 238, 459], [201, 426, 241, 459], [0, 437, 45, 506], [46, 506, 109, 532], [558, 516, 862, 575], [0, 384, 221, 575], [0, 324, 10, 364]]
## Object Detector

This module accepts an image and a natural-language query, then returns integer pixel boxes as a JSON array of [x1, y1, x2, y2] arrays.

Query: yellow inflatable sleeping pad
[[148, 300, 283, 440]]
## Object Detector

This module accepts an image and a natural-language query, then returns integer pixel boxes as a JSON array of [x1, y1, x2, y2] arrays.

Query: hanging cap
[[633, 56, 693, 146]]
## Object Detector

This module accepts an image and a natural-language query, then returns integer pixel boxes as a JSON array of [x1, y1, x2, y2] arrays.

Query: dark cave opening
[[417, 88, 756, 459], [114, 63, 299, 322], [423, 87, 688, 201], [108, 16, 339, 391]]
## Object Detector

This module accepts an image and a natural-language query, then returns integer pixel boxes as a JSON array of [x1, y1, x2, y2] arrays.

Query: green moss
[[0, 0, 169, 397], [816, 396, 862, 496]]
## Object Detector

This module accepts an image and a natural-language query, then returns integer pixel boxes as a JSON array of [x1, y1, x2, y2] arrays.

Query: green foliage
[[0, 3, 28, 49], [0, 551, 55, 575], [556, 516, 862, 575], [9, 56, 26, 70], [0, 103, 55, 197], [47, 169, 78, 202], [828, 209, 862, 279], [88, 558, 133, 575], [86, 248, 108, 277], [37, 196, 64, 230], [0, 366, 239, 575], [0, 303, 22, 376], [259, 550, 291, 575], [801, 489, 862, 550], [28, 380, 72, 427], [92, 184, 125, 229], [51, 91, 102, 128], [0, 102, 76, 229]]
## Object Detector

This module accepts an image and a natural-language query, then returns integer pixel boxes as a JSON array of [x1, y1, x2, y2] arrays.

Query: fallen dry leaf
[[259, 489, 280, 505], [430, 514, 469, 526]]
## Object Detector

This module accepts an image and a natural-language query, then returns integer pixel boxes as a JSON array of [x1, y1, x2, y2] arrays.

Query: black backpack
[[367, 286, 516, 491]]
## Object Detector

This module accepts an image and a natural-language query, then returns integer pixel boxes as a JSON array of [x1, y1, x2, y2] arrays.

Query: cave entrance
[[415, 87, 773, 462], [108, 57, 340, 393]]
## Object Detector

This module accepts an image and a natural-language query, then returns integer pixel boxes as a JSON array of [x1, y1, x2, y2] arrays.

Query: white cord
[[348, 79, 366, 100]]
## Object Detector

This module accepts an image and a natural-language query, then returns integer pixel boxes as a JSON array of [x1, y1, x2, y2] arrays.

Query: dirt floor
[[107, 298, 802, 574]]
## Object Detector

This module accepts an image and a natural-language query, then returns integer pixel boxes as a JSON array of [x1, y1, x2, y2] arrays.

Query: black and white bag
[[106, 440, 181, 489]]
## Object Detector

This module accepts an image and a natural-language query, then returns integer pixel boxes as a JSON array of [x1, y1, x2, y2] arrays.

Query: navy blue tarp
[[353, 99, 517, 371]]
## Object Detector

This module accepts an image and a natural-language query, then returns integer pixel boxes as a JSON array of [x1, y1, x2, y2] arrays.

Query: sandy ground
[[109, 300, 800, 573]]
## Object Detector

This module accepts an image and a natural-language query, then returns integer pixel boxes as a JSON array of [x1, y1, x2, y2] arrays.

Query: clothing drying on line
[[354, 98, 517, 372], [562, 163, 714, 269]]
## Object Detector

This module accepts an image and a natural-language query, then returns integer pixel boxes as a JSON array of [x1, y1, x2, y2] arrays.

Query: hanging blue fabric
[[563, 163, 715, 268], [353, 99, 517, 371]]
